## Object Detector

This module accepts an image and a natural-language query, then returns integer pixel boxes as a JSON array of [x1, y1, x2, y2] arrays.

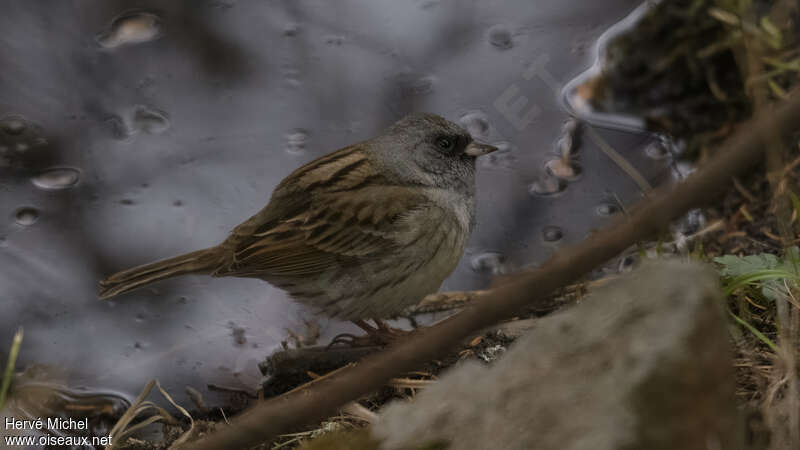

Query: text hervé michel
[[5, 416, 89, 431]]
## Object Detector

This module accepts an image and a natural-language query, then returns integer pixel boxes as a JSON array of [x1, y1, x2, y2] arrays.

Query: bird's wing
[[215, 146, 435, 278]]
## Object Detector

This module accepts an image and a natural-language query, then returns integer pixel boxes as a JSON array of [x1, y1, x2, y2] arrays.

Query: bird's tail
[[99, 247, 223, 300]]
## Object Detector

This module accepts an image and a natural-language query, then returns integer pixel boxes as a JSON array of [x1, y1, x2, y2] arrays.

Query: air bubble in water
[[595, 203, 620, 216], [14, 207, 39, 226], [487, 25, 513, 50], [542, 226, 564, 242], [97, 11, 162, 49], [528, 176, 567, 197], [286, 129, 309, 154], [459, 110, 490, 140], [470, 252, 506, 275], [31, 167, 81, 190], [133, 105, 170, 134]]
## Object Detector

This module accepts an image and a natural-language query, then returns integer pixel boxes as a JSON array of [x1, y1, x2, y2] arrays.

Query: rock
[[374, 260, 742, 450]]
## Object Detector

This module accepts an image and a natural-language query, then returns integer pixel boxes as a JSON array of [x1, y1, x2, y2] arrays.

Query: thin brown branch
[[185, 90, 800, 450]]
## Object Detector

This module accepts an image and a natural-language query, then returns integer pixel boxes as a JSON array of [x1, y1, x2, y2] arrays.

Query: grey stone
[[374, 260, 742, 450]]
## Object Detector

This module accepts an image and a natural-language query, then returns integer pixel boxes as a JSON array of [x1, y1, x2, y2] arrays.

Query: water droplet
[[470, 252, 506, 275], [286, 129, 309, 154], [173, 200, 183, 207], [0, 236, 7, 247], [528, 175, 567, 197], [1, 115, 27, 135], [459, 111, 490, 140], [544, 158, 582, 181], [481, 141, 516, 170], [595, 203, 619, 216], [14, 207, 39, 226], [135, 313, 146, 323], [119, 199, 135, 205], [97, 11, 162, 49], [31, 167, 81, 190], [542, 226, 564, 242], [487, 25, 513, 50], [14, 143, 29, 153], [133, 105, 170, 134]]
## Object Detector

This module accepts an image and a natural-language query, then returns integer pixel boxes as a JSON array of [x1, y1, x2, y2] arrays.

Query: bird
[[99, 112, 497, 330]]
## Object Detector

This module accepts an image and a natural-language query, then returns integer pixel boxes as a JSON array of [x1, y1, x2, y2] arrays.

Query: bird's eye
[[436, 137, 454, 150]]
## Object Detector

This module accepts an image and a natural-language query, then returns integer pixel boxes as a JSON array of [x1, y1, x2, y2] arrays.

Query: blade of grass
[[0, 327, 23, 411], [723, 269, 800, 296], [729, 310, 780, 352]]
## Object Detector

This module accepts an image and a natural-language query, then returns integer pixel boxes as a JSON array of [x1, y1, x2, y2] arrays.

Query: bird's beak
[[464, 141, 499, 157]]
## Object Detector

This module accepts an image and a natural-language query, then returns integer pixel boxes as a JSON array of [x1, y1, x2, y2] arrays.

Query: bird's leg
[[327, 319, 411, 349], [327, 320, 379, 349], [360, 319, 412, 342]]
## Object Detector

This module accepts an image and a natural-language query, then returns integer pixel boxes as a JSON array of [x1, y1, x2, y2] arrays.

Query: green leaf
[[714, 253, 800, 302], [713, 253, 780, 277], [722, 269, 799, 300]]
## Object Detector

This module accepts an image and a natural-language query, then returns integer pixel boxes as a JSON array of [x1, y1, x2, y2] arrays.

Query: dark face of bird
[[371, 113, 498, 192]]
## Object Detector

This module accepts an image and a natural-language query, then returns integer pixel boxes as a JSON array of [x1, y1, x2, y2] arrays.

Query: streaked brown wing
[[215, 145, 433, 278]]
